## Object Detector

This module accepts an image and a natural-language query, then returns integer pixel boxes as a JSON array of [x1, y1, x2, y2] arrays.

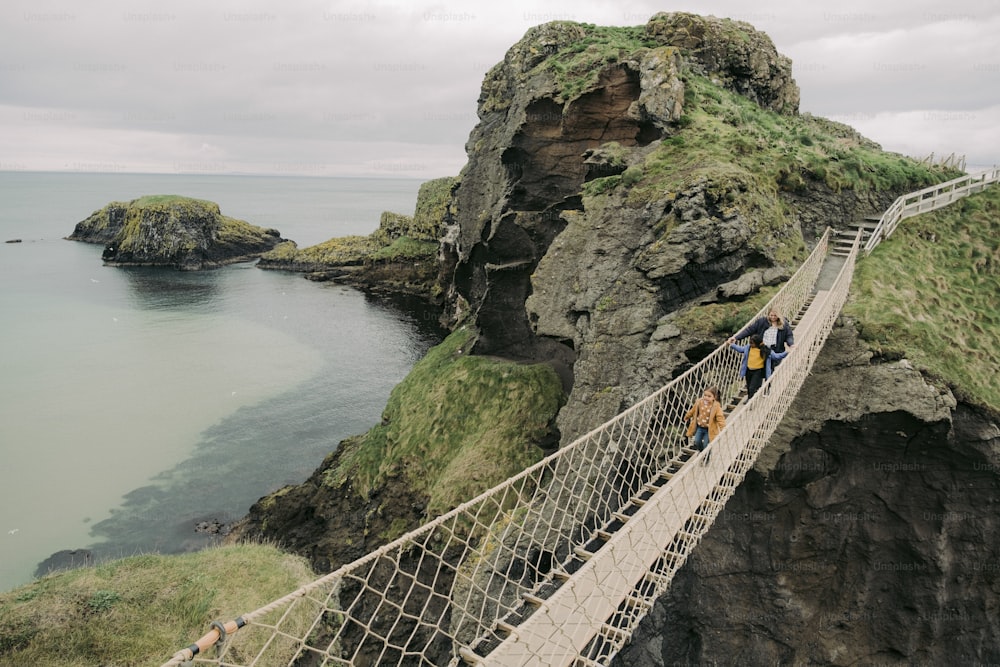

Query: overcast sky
[[1, 0, 997, 179]]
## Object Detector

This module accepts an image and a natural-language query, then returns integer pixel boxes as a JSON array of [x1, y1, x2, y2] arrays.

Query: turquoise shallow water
[[0, 172, 442, 592]]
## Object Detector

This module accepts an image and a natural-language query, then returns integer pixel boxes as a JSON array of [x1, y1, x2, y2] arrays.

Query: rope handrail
[[161, 166, 993, 667]]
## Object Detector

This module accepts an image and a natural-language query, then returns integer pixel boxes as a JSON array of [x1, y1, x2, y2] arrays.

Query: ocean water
[[0, 171, 444, 593]]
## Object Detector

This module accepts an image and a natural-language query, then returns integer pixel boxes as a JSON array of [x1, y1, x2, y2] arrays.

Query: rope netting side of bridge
[[163, 229, 845, 667]]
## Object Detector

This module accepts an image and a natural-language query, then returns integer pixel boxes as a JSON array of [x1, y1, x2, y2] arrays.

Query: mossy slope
[[846, 185, 1000, 412], [0, 544, 314, 667], [330, 325, 565, 518]]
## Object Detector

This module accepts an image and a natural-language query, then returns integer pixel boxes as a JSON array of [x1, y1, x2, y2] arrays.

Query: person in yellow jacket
[[685, 385, 727, 455]]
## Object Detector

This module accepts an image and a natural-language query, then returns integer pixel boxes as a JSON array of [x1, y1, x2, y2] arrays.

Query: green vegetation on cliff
[[665, 74, 948, 194], [0, 544, 315, 666], [130, 194, 216, 208], [261, 176, 454, 269], [846, 186, 1000, 412], [585, 72, 956, 267], [544, 24, 653, 101], [328, 326, 565, 518]]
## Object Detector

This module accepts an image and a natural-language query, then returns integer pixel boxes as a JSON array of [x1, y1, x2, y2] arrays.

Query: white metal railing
[[864, 168, 1000, 254]]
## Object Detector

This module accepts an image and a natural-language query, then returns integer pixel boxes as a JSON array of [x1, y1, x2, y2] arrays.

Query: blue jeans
[[692, 426, 709, 451]]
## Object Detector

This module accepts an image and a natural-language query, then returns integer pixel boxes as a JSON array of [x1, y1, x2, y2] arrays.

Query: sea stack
[[68, 194, 285, 270]]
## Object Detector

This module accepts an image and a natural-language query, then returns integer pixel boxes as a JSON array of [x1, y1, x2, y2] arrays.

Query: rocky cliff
[[229, 12, 993, 665], [68, 195, 284, 270], [438, 13, 909, 445]]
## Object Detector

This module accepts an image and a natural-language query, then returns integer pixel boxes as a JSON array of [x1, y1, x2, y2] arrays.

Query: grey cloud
[[1, 0, 996, 176]]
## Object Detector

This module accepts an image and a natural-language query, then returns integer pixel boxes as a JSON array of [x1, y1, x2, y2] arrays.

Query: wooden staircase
[[831, 215, 880, 256]]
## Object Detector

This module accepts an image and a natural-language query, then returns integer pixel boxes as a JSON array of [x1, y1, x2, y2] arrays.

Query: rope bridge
[[161, 221, 853, 667], [161, 169, 995, 666]]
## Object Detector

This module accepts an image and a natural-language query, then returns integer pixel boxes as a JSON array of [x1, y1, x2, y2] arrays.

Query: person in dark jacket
[[727, 307, 794, 367]]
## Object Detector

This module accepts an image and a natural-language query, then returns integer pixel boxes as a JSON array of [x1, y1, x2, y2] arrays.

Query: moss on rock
[[330, 325, 566, 517], [69, 195, 284, 270], [258, 176, 456, 301]]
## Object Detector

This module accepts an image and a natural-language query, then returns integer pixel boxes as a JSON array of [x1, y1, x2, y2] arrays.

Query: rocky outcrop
[[68, 195, 284, 270], [445, 21, 687, 363], [258, 176, 455, 302], [617, 318, 1000, 666], [436, 13, 930, 444], [67, 201, 128, 245], [645, 12, 799, 114]]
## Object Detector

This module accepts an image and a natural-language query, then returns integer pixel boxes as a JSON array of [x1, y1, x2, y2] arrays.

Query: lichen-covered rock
[[69, 195, 284, 270], [437, 12, 920, 443], [444, 22, 693, 367], [66, 201, 129, 245], [645, 12, 800, 114], [441, 13, 801, 366]]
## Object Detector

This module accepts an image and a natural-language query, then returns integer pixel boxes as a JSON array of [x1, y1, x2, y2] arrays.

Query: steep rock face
[[439, 14, 810, 442], [69, 195, 284, 270], [66, 201, 128, 244], [444, 22, 686, 360], [616, 319, 1000, 666]]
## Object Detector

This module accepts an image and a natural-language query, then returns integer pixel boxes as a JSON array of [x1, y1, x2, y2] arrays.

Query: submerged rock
[[35, 549, 93, 578], [68, 195, 285, 270]]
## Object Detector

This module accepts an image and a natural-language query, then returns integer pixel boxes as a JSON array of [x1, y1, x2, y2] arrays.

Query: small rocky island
[[67, 194, 285, 270]]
